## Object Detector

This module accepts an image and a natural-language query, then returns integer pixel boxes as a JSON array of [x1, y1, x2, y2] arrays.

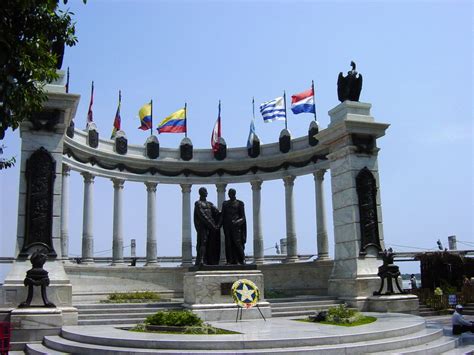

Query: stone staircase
[[462, 302, 474, 316], [418, 302, 439, 317], [268, 295, 344, 317], [24, 313, 467, 354], [76, 301, 183, 326]]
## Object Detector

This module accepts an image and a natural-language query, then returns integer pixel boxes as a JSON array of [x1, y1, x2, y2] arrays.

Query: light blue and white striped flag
[[260, 96, 286, 123]]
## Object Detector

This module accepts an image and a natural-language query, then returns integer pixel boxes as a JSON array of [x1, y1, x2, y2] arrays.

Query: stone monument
[[184, 188, 270, 321], [0, 70, 80, 347]]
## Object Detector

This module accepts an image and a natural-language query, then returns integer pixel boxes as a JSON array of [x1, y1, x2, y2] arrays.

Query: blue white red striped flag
[[260, 96, 286, 123], [291, 87, 315, 115]]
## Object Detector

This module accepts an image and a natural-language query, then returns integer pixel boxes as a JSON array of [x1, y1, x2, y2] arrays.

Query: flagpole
[[150, 99, 153, 136], [283, 91, 288, 130], [252, 97, 255, 121], [66, 67, 70, 93], [184, 102, 188, 138], [218, 100, 221, 138], [312, 80, 318, 123]]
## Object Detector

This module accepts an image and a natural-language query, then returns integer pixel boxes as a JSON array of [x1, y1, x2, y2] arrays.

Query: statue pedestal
[[9, 307, 77, 349], [183, 269, 271, 321], [367, 294, 419, 315], [1, 259, 74, 309]]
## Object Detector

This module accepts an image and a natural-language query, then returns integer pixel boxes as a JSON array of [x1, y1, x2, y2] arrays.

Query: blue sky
[[1, 0, 472, 277]]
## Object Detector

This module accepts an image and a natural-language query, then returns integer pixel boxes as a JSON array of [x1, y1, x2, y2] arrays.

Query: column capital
[[180, 183, 192, 193], [250, 180, 263, 191], [81, 172, 95, 183], [112, 178, 125, 189], [314, 169, 327, 181], [62, 164, 71, 176], [283, 175, 296, 187], [145, 181, 158, 192], [216, 183, 227, 193]]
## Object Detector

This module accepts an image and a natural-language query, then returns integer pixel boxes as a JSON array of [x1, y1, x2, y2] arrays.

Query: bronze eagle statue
[[337, 61, 363, 102]]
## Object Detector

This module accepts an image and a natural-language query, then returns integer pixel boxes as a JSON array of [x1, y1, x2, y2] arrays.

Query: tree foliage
[[0, 0, 81, 140]]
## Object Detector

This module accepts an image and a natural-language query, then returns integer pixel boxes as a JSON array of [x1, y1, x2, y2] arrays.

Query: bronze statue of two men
[[193, 187, 246, 266]]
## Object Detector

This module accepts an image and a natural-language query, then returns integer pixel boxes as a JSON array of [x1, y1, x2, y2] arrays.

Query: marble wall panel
[[333, 223, 360, 244], [332, 187, 358, 211], [333, 205, 359, 227]]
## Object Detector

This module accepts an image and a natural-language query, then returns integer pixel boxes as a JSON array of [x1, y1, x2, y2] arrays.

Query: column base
[[284, 257, 298, 263], [111, 261, 125, 266], [144, 262, 159, 267]]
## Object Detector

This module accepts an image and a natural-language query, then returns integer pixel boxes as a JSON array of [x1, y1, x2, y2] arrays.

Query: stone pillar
[[314, 169, 329, 260], [216, 183, 227, 264], [251, 180, 264, 264], [1, 72, 79, 314], [283, 175, 298, 262], [181, 184, 193, 266], [81, 172, 95, 264], [145, 182, 158, 266], [60, 164, 71, 260], [111, 178, 125, 265], [317, 101, 390, 304]]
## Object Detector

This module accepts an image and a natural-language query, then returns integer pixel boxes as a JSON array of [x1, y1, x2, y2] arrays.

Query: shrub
[[264, 289, 288, 299], [105, 291, 161, 303], [145, 310, 203, 327], [326, 304, 362, 324]]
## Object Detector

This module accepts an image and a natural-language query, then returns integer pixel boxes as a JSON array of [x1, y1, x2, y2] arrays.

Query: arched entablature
[[63, 128, 329, 184]]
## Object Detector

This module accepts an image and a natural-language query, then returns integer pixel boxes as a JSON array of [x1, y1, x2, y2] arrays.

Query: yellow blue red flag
[[157, 108, 186, 134], [138, 102, 152, 130]]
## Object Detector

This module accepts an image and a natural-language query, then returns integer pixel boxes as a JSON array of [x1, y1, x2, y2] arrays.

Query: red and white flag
[[86, 81, 94, 126], [211, 101, 221, 152]]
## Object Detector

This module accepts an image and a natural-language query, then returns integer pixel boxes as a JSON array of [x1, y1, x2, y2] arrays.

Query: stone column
[[216, 183, 227, 264], [81, 172, 95, 263], [251, 180, 264, 264], [314, 169, 329, 260], [317, 101, 390, 302], [283, 175, 298, 262], [181, 184, 193, 266], [111, 178, 125, 265], [145, 182, 158, 266], [60, 164, 71, 260]]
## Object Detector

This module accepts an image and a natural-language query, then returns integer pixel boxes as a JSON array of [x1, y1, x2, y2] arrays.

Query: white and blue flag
[[247, 118, 256, 149], [260, 96, 286, 123]]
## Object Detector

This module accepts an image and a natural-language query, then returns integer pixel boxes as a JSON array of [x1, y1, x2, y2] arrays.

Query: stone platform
[[24, 313, 468, 354]]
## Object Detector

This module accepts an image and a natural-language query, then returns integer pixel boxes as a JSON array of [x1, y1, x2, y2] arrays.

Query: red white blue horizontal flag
[[291, 87, 315, 115]]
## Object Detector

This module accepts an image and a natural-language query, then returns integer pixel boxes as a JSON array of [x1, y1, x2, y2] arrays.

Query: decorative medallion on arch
[[20, 147, 57, 258], [115, 136, 128, 155], [356, 167, 382, 255]]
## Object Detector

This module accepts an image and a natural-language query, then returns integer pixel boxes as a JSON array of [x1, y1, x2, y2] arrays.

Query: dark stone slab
[[188, 264, 257, 272]]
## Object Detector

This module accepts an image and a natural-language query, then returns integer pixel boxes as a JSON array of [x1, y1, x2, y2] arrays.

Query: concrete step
[[78, 317, 147, 326], [270, 303, 342, 311], [269, 299, 342, 307], [25, 342, 68, 354], [368, 335, 458, 354], [272, 310, 325, 317], [78, 311, 170, 320], [77, 305, 181, 314], [267, 296, 339, 303], [75, 301, 182, 310], [38, 327, 449, 354]]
